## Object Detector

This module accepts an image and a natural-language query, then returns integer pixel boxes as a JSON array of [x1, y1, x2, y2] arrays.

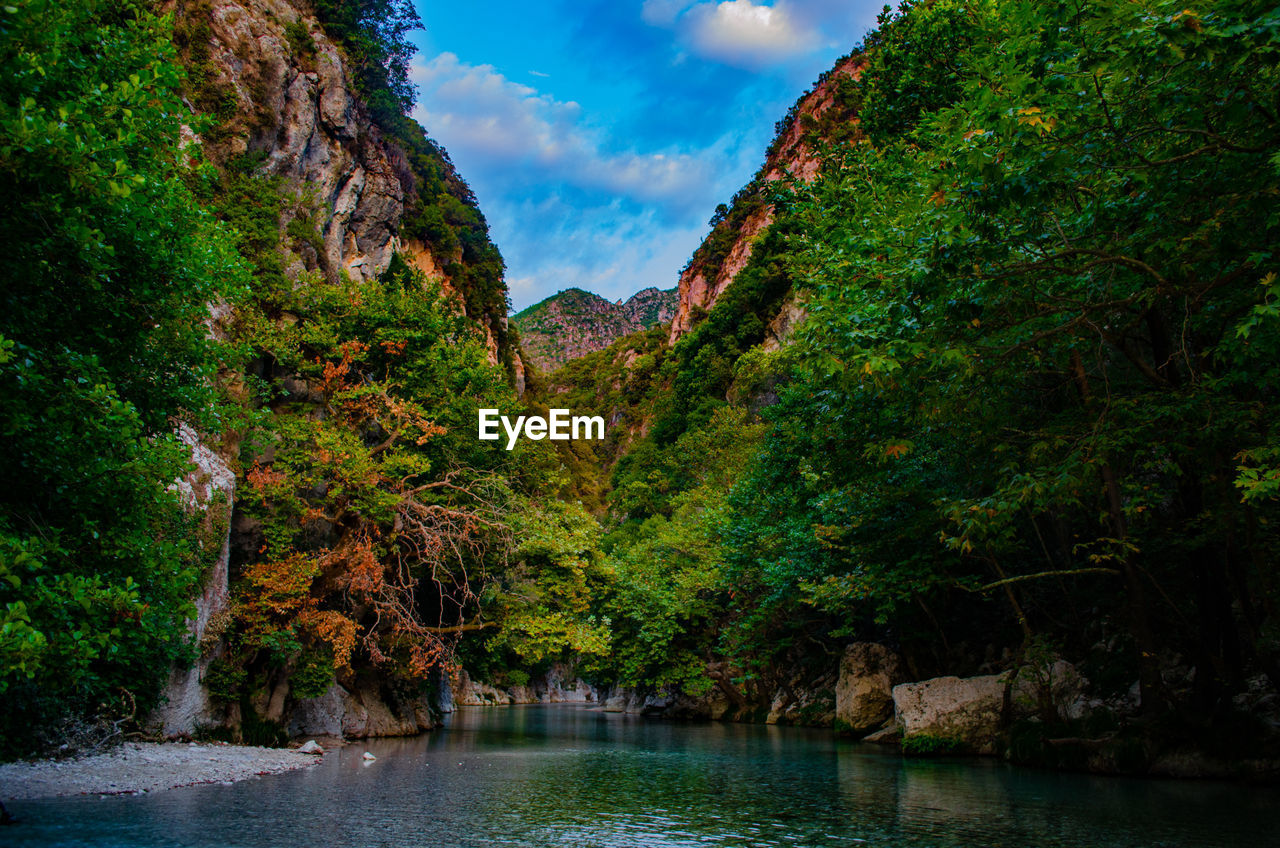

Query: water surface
[[6, 704, 1278, 847]]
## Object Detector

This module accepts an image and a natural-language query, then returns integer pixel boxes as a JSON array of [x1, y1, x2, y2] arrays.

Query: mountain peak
[[514, 286, 677, 373]]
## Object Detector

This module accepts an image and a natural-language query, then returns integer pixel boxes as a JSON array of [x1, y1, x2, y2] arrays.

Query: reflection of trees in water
[[837, 748, 1273, 847], [448, 708, 853, 846]]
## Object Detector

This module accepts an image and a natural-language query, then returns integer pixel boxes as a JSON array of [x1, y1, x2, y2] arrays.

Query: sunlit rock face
[[196, 0, 406, 282], [180, 0, 525, 386], [667, 55, 863, 345], [835, 643, 906, 736]]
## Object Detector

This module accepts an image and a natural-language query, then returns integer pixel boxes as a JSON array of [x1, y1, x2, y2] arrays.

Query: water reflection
[[4, 704, 1277, 847]]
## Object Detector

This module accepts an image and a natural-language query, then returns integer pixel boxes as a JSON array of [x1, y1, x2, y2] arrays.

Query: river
[[6, 704, 1277, 847]]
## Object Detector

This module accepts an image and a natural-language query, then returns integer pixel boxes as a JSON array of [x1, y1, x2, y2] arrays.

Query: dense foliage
[[777, 0, 1280, 717], [7, 0, 1280, 765], [311, 0, 421, 123], [0, 0, 570, 754], [211, 262, 604, 726], [541, 0, 1280, 742], [0, 0, 248, 754]]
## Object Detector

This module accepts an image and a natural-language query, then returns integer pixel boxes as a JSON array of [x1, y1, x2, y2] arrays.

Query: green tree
[[0, 0, 247, 754], [782, 0, 1280, 713]]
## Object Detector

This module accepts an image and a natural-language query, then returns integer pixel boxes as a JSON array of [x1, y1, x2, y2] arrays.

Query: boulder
[[288, 683, 345, 737], [1009, 660, 1089, 722], [338, 683, 433, 738], [641, 693, 676, 715], [539, 663, 596, 703], [766, 680, 836, 727], [451, 669, 514, 706], [892, 674, 1007, 755], [297, 739, 324, 755], [664, 688, 733, 721], [861, 722, 901, 745], [602, 688, 644, 713], [835, 643, 904, 735], [507, 684, 539, 704]]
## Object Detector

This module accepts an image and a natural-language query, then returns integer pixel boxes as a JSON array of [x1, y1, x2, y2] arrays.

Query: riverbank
[[0, 742, 322, 800]]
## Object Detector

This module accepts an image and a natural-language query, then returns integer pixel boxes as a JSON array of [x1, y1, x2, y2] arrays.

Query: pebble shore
[[0, 742, 320, 800]]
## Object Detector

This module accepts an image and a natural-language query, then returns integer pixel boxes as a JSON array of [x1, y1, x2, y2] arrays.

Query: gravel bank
[[0, 742, 321, 800]]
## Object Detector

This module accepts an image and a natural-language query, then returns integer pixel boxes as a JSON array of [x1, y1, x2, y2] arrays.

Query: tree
[[0, 0, 247, 754], [786, 0, 1280, 714]]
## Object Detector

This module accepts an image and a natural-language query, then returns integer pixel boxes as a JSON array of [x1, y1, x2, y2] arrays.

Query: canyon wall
[[667, 55, 863, 344], [150, 0, 521, 739]]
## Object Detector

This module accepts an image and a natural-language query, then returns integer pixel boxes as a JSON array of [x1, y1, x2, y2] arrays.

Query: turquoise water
[[5, 704, 1277, 847]]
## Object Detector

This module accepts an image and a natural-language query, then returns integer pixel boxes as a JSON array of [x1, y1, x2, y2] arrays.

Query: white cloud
[[412, 53, 714, 217], [410, 52, 766, 310], [647, 0, 820, 69]]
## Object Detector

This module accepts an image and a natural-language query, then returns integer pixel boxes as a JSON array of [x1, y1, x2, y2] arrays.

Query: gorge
[[3, 0, 1280, 840]]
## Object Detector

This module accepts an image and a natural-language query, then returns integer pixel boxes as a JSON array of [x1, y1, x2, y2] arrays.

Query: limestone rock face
[[451, 668, 515, 707], [288, 683, 346, 738], [148, 425, 236, 737], [664, 689, 733, 721], [286, 681, 434, 739], [189, 0, 526, 393], [541, 663, 595, 703], [764, 673, 837, 727], [338, 683, 435, 738], [835, 643, 905, 736], [602, 688, 645, 714], [892, 674, 1008, 754], [761, 293, 809, 353], [1009, 660, 1090, 722], [447, 664, 599, 707], [197, 0, 404, 284]]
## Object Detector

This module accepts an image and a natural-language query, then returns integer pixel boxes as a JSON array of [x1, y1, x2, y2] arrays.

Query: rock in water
[[892, 674, 1007, 755], [362, 752, 376, 761], [835, 643, 905, 736], [297, 740, 324, 755]]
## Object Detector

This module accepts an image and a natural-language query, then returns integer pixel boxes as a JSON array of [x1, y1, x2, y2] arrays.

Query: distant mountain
[[514, 286, 677, 373]]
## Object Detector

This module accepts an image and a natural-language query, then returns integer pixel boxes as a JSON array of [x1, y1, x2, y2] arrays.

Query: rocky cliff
[[514, 286, 676, 373], [150, 0, 522, 739], [172, 0, 522, 380], [667, 54, 863, 344]]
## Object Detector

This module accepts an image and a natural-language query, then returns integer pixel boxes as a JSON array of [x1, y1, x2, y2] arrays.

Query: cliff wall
[[667, 55, 863, 344]]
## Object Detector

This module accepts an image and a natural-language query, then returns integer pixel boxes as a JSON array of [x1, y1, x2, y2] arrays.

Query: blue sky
[[408, 0, 884, 311]]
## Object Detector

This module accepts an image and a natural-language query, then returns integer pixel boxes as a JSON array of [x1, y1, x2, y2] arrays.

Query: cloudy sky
[[409, 0, 883, 311]]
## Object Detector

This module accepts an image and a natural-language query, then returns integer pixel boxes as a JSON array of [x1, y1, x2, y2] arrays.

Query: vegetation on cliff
[[0, 0, 578, 755]]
